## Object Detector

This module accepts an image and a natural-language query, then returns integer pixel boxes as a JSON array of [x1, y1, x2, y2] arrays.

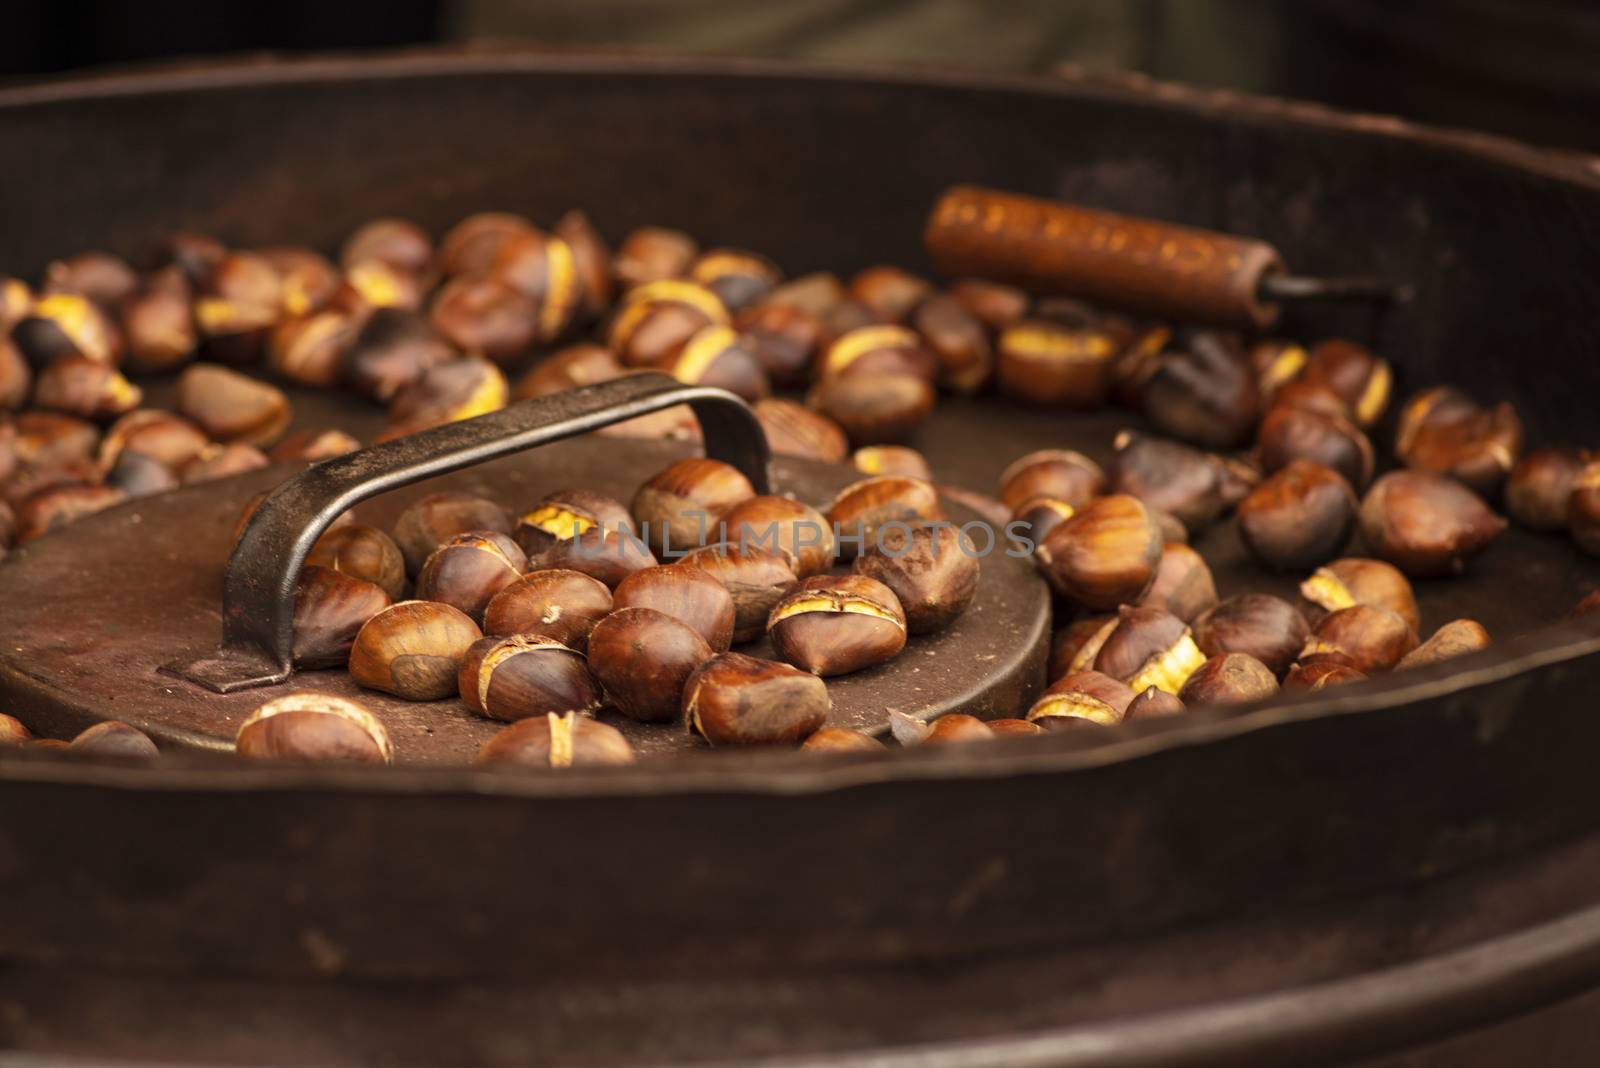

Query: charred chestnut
[[349, 600, 483, 701], [685, 652, 831, 746], [458, 634, 600, 722], [477, 711, 634, 768], [342, 308, 458, 403], [1300, 604, 1419, 674], [1359, 471, 1506, 576], [768, 574, 907, 676], [237, 693, 392, 764], [1192, 594, 1310, 679], [1034, 494, 1164, 610], [852, 523, 980, 634], [612, 563, 737, 652], [586, 606, 714, 723], [415, 531, 528, 623]]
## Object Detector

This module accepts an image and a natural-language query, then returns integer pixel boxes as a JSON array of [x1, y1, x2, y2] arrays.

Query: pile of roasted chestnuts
[[1, 202, 1596, 768]]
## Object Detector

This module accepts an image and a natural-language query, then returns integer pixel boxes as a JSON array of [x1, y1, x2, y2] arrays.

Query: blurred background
[[3, 0, 1598, 151]]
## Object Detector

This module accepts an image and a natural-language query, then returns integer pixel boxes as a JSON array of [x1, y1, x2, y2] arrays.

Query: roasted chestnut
[[806, 371, 935, 445], [608, 280, 729, 368], [613, 226, 698, 290], [1026, 670, 1135, 729], [1008, 495, 1077, 548], [533, 526, 659, 590], [848, 265, 931, 323], [292, 565, 393, 669], [1396, 391, 1523, 497], [802, 726, 887, 752], [513, 488, 635, 557], [1049, 614, 1117, 681], [269, 428, 361, 463], [43, 251, 138, 310], [14, 410, 100, 469], [852, 523, 979, 634], [1107, 432, 1246, 534], [267, 307, 363, 388], [1359, 471, 1506, 576], [1300, 604, 1419, 674], [348, 600, 483, 700], [819, 324, 937, 382], [120, 268, 198, 374], [31, 354, 142, 422], [1248, 338, 1308, 404], [1177, 653, 1278, 707], [1236, 459, 1357, 571], [1397, 619, 1490, 670], [68, 720, 159, 759], [307, 524, 407, 600], [1192, 594, 1310, 679], [415, 531, 528, 623], [259, 246, 340, 317], [659, 324, 769, 401], [513, 343, 623, 401], [97, 409, 209, 472], [612, 562, 737, 652], [0, 277, 31, 334], [12, 292, 123, 367], [392, 492, 514, 575], [1298, 557, 1420, 633], [912, 292, 992, 393], [948, 277, 1029, 332], [1140, 330, 1259, 449], [489, 228, 582, 343], [553, 209, 614, 320], [1091, 605, 1206, 695], [429, 275, 538, 366], [193, 252, 282, 362], [632, 457, 756, 557], [387, 355, 508, 430], [1568, 460, 1600, 556], [768, 574, 907, 676], [341, 308, 458, 403], [995, 320, 1119, 408], [341, 217, 434, 279], [180, 442, 268, 485], [821, 475, 941, 560], [688, 248, 781, 313], [852, 445, 934, 481], [437, 212, 535, 278], [1283, 659, 1367, 690], [920, 714, 997, 744], [736, 302, 828, 387], [716, 494, 835, 578], [0, 712, 31, 744], [683, 543, 798, 644], [987, 718, 1045, 737], [477, 711, 634, 768], [586, 606, 714, 722], [482, 568, 615, 651], [1139, 542, 1218, 623], [1255, 405, 1375, 490], [458, 634, 600, 722], [237, 693, 392, 764], [1300, 339, 1392, 429], [14, 483, 126, 542], [1124, 685, 1186, 720], [174, 363, 291, 446], [1034, 494, 1164, 610], [0, 336, 30, 409], [998, 449, 1105, 513], [685, 652, 831, 746], [1505, 448, 1588, 532]]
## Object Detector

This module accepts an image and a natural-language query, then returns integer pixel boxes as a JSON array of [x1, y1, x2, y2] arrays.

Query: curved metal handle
[[166, 373, 769, 693]]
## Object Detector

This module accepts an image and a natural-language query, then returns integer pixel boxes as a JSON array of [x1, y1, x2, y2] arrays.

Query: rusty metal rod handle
[[166, 373, 770, 693], [925, 185, 1289, 330]]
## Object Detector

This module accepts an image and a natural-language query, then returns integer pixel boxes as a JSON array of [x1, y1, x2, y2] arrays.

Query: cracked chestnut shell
[[237, 693, 392, 764], [458, 634, 600, 722], [483, 569, 615, 652], [852, 523, 979, 635], [949, 278, 1029, 332], [437, 212, 534, 278], [612, 563, 737, 652], [1140, 330, 1258, 449], [1256, 405, 1375, 490], [1107, 432, 1242, 534], [1192, 594, 1310, 679], [684, 543, 798, 644], [824, 475, 944, 561], [1301, 339, 1392, 429], [392, 492, 514, 575], [488, 228, 582, 344], [717, 494, 835, 578], [608, 280, 729, 368], [632, 457, 756, 557], [689, 248, 781, 314], [341, 308, 457, 403], [349, 600, 483, 701], [554, 209, 613, 320], [1358, 471, 1506, 577], [533, 526, 660, 590], [478, 711, 634, 768], [415, 531, 528, 624], [1298, 558, 1420, 633], [996, 319, 1119, 408], [686, 652, 831, 746], [1092, 605, 1206, 695], [1034, 494, 1164, 611], [12, 292, 124, 367], [1237, 460, 1357, 572], [660, 325, 770, 401], [1026, 670, 1135, 730], [1396, 391, 1523, 497], [307, 524, 406, 601], [768, 574, 907, 677], [1506, 448, 1588, 532], [1009, 495, 1077, 549], [514, 488, 635, 557], [292, 565, 393, 669], [32, 354, 142, 421], [1300, 604, 1419, 674], [1397, 619, 1490, 670], [820, 322, 939, 382], [1177, 653, 1279, 707], [68, 720, 159, 759], [998, 449, 1105, 513], [586, 606, 714, 723]]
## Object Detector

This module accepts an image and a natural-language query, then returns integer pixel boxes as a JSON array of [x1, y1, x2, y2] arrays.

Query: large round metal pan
[[2, 51, 1600, 1066]]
